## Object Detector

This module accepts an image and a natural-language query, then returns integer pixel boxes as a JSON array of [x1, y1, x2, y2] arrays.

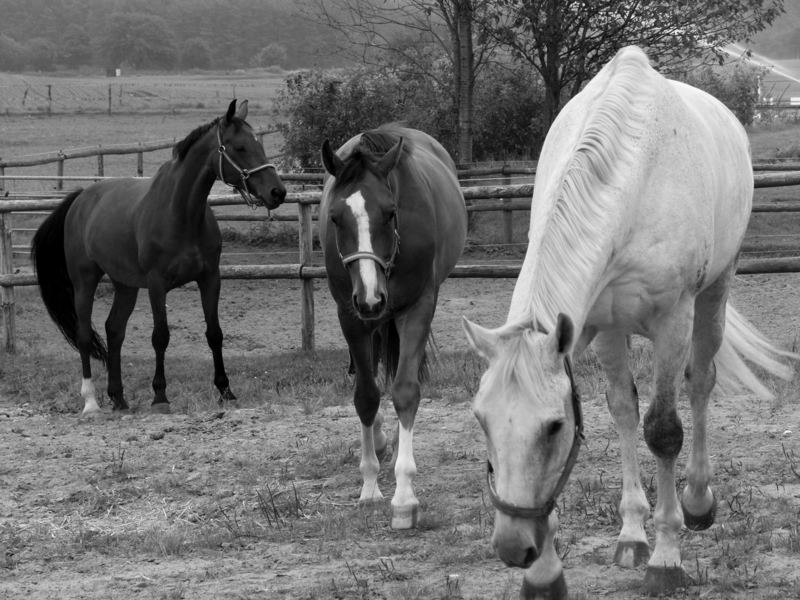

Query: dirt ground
[[1, 268, 800, 599]]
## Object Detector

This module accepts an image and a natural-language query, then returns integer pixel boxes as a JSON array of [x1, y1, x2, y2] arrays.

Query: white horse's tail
[[714, 303, 797, 399]]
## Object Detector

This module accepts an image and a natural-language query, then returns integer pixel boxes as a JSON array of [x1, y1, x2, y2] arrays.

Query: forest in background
[[0, 0, 350, 72]]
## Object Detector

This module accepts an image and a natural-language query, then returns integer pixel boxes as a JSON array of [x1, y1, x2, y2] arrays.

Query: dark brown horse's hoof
[[682, 491, 717, 531], [520, 571, 567, 600], [219, 387, 236, 402], [644, 565, 693, 596], [614, 540, 650, 567], [150, 402, 172, 414]]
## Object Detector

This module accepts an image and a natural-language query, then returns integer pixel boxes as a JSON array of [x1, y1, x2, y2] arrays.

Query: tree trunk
[[455, 0, 474, 164]]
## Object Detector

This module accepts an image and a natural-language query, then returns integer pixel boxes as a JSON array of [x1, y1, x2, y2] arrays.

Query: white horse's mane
[[523, 47, 657, 332]]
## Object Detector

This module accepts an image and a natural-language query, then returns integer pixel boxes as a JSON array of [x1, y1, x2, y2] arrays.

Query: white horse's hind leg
[[80, 377, 101, 417], [681, 273, 730, 529], [593, 331, 651, 568], [643, 298, 694, 594]]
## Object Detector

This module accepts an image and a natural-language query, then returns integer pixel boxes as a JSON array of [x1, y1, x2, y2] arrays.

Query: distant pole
[[97, 146, 104, 177], [47, 84, 52, 115], [137, 143, 144, 177], [108, 85, 112, 115], [56, 153, 65, 191]]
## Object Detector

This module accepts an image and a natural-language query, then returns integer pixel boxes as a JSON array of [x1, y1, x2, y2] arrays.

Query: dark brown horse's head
[[321, 133, 404, 320], [216, 99, 286, 209]]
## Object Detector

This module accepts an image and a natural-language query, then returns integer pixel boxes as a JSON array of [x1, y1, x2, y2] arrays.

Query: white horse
[[463, 46, 795, 598]]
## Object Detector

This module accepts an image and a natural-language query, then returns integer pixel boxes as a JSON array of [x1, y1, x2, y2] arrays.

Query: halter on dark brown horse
[[31, 99, 286, 416], [320, 124, 467, 529]]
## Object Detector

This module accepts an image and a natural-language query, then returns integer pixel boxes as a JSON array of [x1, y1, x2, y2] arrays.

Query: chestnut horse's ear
[[376, 137, 404, 178], [321, 140, 344, 177], [225, 99, 237, 123], [554, 313, 574, 355], [235, 99, 249, 120]]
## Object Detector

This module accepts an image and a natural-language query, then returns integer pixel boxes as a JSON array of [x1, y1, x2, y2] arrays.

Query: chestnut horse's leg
[[146, 279, 171, 412], [389, 295, 435, 529], [339, 308, 385, 505], [197, 270, 234, 401], [105, 281, 139, 411], [593, 331, 651, 567], [643, 296, 694, 595]]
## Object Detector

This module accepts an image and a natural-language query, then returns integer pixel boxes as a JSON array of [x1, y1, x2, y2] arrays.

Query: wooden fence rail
[[3, 172, 800, 353]]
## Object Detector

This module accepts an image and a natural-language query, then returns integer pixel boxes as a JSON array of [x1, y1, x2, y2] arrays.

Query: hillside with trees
[[0, 0, 349, 72]]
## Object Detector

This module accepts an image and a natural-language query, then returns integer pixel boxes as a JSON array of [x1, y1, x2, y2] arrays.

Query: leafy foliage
[[682, 63, 766, 125], [94, 13, 178, 70], [482, 0, 786, 123]]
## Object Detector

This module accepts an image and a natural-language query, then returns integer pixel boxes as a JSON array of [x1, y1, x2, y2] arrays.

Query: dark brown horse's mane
[[172, 116, 245, 161], [332, 126, 412, 189]]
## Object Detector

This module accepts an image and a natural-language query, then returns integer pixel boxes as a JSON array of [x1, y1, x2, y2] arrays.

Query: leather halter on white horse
[[463, 46, 796, 599]]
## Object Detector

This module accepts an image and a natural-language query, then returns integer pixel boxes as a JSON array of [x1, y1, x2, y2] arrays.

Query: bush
[[472, 65, 547, 161], [681, 63, 764, 126]]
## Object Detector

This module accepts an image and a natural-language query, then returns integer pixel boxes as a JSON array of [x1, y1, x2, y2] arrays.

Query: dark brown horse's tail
[[379, 319, 431, 384], [31, 189, 108, 365]]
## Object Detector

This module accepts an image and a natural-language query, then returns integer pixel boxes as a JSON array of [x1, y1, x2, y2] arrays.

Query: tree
[[25, 38, 57, 71], [305, 0, 501, 163], [180, 38, 212, 70], [60, 24, 93, 68], [95, 12, 178, 70], [0, 34, 26, 71], [483, 0, 785, 126], [252, 43, 288, 68]]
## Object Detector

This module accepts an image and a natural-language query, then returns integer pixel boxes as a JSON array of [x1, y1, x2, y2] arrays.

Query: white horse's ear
[[554, 313, 574, 355], [462, 316, 497, 361], [235, 99, 249, 120]]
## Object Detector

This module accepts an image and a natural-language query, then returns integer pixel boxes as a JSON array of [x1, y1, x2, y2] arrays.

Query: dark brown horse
[[31, 99, 286, 416], [320, 124, 467, 528]]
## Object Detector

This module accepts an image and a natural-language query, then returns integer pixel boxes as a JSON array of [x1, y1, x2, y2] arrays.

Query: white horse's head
[[462, 313, 583, 568]]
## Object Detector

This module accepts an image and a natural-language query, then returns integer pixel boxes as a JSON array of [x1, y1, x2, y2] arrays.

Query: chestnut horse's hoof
[[614, 540, 650, 568], [520, 571, 567, 600], [391, 503, 419, 529], [682, 491, 717, 531], [644, 565, 693, 596]]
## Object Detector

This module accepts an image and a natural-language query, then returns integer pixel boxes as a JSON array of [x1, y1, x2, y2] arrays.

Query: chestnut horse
[[320, 124, 467, 528]]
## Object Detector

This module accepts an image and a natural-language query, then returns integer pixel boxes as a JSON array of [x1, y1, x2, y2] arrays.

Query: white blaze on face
[[345, 191, 381, 307]]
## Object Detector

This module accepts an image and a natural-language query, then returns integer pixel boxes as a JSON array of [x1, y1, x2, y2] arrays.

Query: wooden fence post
[[298, 201, 315, 352], [0, 212, 16, 353], [97, 146, 104, 177], [137, 144, 144, 177], [502, 164, 513, 244], [56, 153, 65, 190]]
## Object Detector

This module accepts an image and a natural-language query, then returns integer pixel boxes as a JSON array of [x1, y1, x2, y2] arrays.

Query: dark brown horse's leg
[[73, 275, 102, 417], [198, 270, 234, 402], [389, 297, 435, 529], [105, 282, 139, 411], [340, 310, 384, 505], [146, 281, 171, 412]]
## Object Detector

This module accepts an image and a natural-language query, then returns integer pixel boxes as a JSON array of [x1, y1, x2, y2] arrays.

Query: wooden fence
[[3, 170, 800, 354]]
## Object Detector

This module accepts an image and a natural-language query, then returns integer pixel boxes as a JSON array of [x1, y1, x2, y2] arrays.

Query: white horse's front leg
[[643, 304, 693, 595], [520, 512, 567, 600], [391, 422, 418, 529], [594, 332, 651, 567]]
